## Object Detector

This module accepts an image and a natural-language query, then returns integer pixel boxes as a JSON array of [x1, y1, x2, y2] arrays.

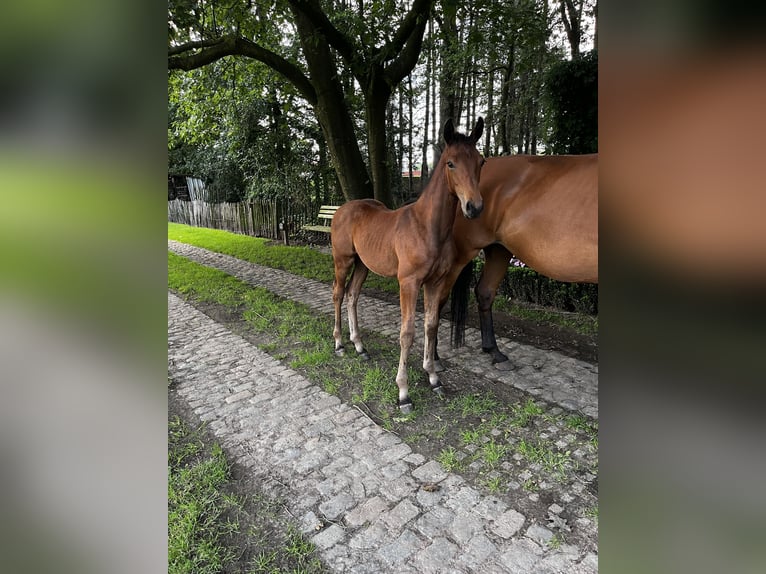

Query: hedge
[[474, 262, 598, 315]]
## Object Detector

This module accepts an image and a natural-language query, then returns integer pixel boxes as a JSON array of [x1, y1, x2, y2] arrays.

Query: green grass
[[169, 251, 431, 422], [509, 398, 544, 428], [169, 222, 399, 293], [481, 475, 504, 493], [447, 391, 501, 418], [493, 297, 598, 336], [437, 446, 463, 471], [169, 416, 328, 574], [168, 417, 238, 574], [516, 438, 572, 479], [480, 439, 508, 468]]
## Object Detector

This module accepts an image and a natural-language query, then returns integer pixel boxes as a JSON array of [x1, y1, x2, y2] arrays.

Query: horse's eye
[[447, 161, 454, 169]]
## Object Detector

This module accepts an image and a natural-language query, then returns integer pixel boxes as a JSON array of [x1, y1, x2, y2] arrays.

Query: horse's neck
[[413, 167, 457, 241]]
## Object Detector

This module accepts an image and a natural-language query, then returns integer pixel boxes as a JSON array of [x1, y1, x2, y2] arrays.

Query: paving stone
[[348, 522, 390, 550], [318, 492, 356, 521], [377, 529, 423, 566], [413, 505, 456, 539], [345, 496, 389, 528], [525, 523, 555, 544], [457, 533, 499, 569], [412, 537, 459, 574], [411, 459, 449, 483], [312, 524, 346, 550], [449, 509, 485, 544], [491, 509, 526, 539], [499, 539, 544, 574], [380, 498, 420, 530]]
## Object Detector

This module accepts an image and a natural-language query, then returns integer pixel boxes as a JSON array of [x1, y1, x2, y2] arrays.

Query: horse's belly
[[358, 251, 399, 278]]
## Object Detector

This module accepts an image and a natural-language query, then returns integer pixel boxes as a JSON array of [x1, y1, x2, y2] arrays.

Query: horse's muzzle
[[464, 201, 484, 219]]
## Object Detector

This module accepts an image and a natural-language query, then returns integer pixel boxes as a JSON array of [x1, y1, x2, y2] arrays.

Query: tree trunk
[[293, 10, 373, 201], [365, 76, 395, 207]]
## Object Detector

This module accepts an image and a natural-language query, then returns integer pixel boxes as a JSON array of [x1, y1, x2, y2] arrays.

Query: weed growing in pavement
[[585, 506, 599, 525], [460, 428, 483, 446], [509, 398, 544, 428], [522, 478, 539, 492], [437, 447, 463, 471], [480, 439, 508, 468], [516, 438, 572, 479], [482, 475, 504, 493], [547, 533, 564, 550]]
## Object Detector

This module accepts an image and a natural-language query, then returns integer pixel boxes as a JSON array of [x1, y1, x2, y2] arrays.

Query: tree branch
[[383, 4, 431, 86], [287, 0, 357, 66], [168, 36, 317, 106], [169, 38, 222, 56], [379, 0, 433, 65]]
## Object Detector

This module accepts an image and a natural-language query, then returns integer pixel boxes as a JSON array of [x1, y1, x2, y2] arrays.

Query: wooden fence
[[168, 198, 319, 239]]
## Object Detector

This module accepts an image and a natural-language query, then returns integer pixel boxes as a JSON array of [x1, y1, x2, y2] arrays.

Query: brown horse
[[331, 118, 485, 412], [450, 153, 598, 366]]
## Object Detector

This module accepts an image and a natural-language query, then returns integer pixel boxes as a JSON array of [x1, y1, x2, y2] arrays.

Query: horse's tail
[[450, 260, 474, 347]]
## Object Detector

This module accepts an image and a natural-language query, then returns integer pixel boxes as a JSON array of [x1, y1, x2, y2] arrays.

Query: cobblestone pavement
[[169, 291, 597, 573], [168, 240, 597, 418]]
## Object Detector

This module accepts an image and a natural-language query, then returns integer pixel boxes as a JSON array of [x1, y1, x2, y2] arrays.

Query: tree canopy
[[168, 0, 597, 206]]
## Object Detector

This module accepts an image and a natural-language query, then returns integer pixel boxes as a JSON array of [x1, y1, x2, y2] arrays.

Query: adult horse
[[450, 153, 598, 367], [331, 118, 485, 413]]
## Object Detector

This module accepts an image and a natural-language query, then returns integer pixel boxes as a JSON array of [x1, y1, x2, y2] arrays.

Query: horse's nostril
[[465, 201, 483, 218]]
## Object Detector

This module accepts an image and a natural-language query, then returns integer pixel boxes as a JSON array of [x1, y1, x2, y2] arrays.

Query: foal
[[331, 118, 485, 412]]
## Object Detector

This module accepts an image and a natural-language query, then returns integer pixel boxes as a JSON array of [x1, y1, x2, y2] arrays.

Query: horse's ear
[[469, 117, 484, 144], [443, 118, 455, 144]]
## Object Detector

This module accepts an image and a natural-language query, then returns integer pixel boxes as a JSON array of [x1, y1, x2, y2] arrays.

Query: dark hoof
[[359, 350, 371, 361], [398, 398, 414, 414], [334, 347, 345, 357]]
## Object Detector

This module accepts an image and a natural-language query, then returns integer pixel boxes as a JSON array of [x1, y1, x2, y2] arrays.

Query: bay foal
[[331, 118, 485, 412]]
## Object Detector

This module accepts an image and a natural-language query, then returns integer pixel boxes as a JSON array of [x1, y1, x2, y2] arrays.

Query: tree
[[168, 0, 434, 208], [544, 49, 598, 154]]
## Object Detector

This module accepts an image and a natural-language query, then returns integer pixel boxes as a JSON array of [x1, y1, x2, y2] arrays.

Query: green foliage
[[500, 265, 598, 315], [544, 49, 598, 154]]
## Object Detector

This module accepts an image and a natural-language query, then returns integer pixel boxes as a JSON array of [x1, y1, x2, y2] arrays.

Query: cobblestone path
[[168, 240, 597, 419], [168, 240, 598, 572]]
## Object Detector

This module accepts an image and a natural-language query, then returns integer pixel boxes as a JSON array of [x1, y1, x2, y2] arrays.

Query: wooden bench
[[301, 205, 340, 234]]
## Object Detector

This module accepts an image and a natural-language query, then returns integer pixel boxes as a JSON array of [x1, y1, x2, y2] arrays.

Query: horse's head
[[443, 117, 485, 219]]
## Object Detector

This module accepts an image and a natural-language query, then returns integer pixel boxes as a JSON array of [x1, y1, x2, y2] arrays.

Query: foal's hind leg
[[346, 259, 370, 359], [422, 282, 446, 397], [332, 254, 354, 356]]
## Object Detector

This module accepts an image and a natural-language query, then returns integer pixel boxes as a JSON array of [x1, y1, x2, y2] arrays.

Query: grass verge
[[168, 415, 327, 574], [169, 222, 398, 293]]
